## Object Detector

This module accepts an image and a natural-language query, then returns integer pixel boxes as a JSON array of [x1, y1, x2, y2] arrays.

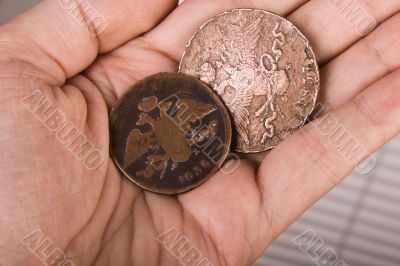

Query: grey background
[[1, 1, 399, 266], [0, 0, 39, 24]]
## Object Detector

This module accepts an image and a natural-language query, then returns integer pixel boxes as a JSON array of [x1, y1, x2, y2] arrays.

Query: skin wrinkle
[[1, 0, 178, 264], [123, 1, 154, 38], [285, 0, 311, 15], [57, 95, 108, 263], [156, 212, 162, 266], [363, 36, 393, 73], [178, 199, 229, 266], [68, 0, 101, 53], [0, 73, 52, 87], [110, 212, 137, 264], [318, 14, 400, 114], [236, 162, 270, 261], [86, 46, 159, 106], [84, 62, 119, 109], [0, 37, 59, 84], [26, 36, 70, 84], [62, 181, 106, 263], [141, 193, 164, 265], [93, 199, 134, 265], [97, 171, 123, 247], [130, 198, 137, 266], [351, 95, 387, 145], [294, 0, 396, 67], [24, 180, 86, 223], [7, 1, 98, 83], [97, 178, 137, 247], [175, 198, 203, 263], [363, 0, 400, 23], [137, 36, 180, 66], [165, 199, 180, 244], [0, 92, 34, 106], [98, 51, 145, 99], [0, 59, 60, 89], [296, 125, 342, 184], [64, 78, 94, 129], [1, 1, 400, 265], [253, 179, 273, 255], [241, 211, 254, 265]]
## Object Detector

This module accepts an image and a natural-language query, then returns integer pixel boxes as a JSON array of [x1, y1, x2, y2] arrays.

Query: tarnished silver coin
[[179, 9, 320, 153]]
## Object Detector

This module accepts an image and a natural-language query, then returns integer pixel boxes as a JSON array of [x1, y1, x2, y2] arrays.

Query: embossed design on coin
[[110, 73, 232, 194], [179, 9, 320, 153]]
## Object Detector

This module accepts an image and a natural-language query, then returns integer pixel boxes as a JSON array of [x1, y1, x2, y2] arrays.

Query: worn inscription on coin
[[110, 73, 232, 194], [179, 9, 320, 153]]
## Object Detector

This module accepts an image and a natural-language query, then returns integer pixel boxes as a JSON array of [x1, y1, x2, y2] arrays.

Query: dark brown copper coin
[[179, 9, 320, 153], [110, 73, 232, 194]]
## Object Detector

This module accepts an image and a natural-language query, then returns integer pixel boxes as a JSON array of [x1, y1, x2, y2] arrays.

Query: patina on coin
[[110, 73, 232, 194], [179, 9, 320, 153]]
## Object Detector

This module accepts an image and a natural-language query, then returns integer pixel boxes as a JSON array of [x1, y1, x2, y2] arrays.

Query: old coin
[[179, 9, 320, 153], [110, 73, 232, 194]]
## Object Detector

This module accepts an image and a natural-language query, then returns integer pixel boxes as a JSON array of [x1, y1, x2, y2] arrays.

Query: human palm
[[1, 0, 399, 265]]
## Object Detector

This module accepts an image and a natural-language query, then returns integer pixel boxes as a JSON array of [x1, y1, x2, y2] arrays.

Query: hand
[[1, 0, 399, 265]]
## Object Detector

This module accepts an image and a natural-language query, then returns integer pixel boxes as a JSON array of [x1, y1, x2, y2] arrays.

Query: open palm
[[1, 0, 399, 265]]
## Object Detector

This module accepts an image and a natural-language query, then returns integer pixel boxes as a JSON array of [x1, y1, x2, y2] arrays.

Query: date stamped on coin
[[110, 73, 232, 194]]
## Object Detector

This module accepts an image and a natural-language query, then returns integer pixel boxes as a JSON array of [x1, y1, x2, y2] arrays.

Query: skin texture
[[0, 0, 399, 265]]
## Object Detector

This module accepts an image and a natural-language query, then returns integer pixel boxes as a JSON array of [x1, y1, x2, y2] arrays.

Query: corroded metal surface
[[180, 9, 320, 153], [110, 73, 232, 194]]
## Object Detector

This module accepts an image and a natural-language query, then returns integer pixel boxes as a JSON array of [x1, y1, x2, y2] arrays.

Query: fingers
[[288, 0, 400, 64], [144, 0, 309, 61], [83, 0, 308, 105], [0, 0, 178, 82], [145, 0, 400, 66], [319, 12, 400, 113], [257, 69, 400, 239], [84, 41, 179, 106]]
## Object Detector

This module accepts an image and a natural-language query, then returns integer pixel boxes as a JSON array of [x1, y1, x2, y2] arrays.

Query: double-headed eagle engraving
[[199, 18, 290, 146], [124, 96, 217, 180]]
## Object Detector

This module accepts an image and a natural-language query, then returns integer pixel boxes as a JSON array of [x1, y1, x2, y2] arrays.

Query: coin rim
[[178, 8, 320, 153], [109, 72, 232, 195]]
